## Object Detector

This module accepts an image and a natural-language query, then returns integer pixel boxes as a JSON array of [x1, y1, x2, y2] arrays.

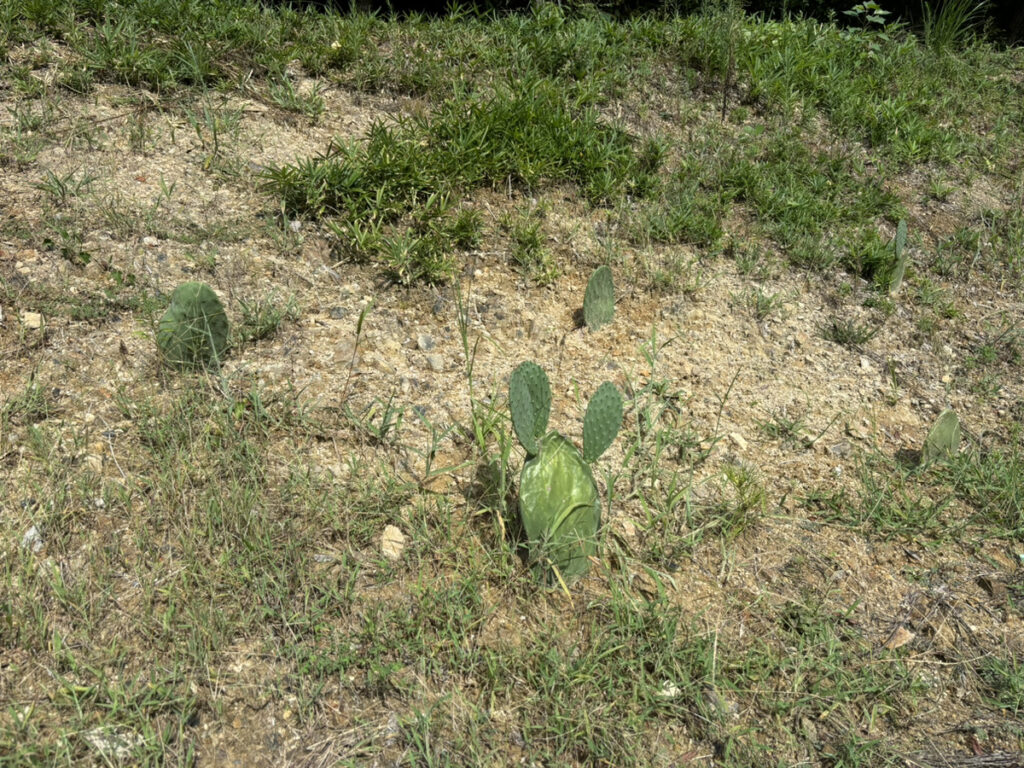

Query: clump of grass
[[819, 316, 879, 347], [237, 293, 298, 343], [263, 76, 660, 283], [922, 0, 987, 52], [503, 205, 559, 286]]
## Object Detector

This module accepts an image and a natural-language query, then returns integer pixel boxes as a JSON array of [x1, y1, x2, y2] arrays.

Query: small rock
[[425, 354, 444, 372], [883, 625, 915, 650], [800, 716, 819, 744], [142, 236, 159, 247], [329, 306, 347, 320], [21, 525, 43, 553], [417, 334, 435, 351], [859, 356, 873, 371], [728, 432, 747, 451], [381, 525, 406, 560], [977, 575, 1008, 602], [20, 311, 42, 330], [657, 681, 682, 699], [617, 518, 638, 540], [826, 440, 851, 457], [82, 728, 144, 759]]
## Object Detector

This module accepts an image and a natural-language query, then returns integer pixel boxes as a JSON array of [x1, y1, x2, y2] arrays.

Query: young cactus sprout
[[510, 362, 623, 585], [921, 408, 960, 465], [888, 219, 909, 296], [583, 265, 614, 331], [509, 361, 552, 457], [157, 282, 229, 371]]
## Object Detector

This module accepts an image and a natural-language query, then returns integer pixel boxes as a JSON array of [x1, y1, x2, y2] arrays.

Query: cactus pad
[[888, 219, 908, 296], [509, 361, 551, 456], [921, 408, 960, 464], [519, 432, 600, 584], [156, 282, 229, 370], [583, 265, 614, 331], [582, 381, 623, 463]]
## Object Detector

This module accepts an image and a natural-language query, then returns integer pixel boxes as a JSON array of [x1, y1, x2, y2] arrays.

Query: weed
[[268, 77, 325, 119], [505, 206, 559, 286], [740, 287, 784, 322], [819, 317, 879, 347], [34, 167, 95, 206], [237, 293, 298, 343], [922, 0, 987, 52]]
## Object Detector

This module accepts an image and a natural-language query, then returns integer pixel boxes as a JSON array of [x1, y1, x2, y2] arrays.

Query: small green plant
[[921, 408, 961, 465], [509, 362, 622, 586], [583, 265, 614, 331], [820, 317, 879, 348], [888, 219, 909, 295], [843, 1, 892, 28], [156, 282, 229, 371], [237, 293, 297, 342], [922, 0, 986, 52]]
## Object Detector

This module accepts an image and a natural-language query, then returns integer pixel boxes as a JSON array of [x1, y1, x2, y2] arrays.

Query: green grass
[[3, 1, 1024, 765]]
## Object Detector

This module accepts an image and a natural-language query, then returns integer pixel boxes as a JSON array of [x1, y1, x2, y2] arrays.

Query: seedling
[[921, 408, 960, 465], [509, 362, 623, 585], [156, 282, 229, 371], [888, 219, 908, 296], [583, 265, 615, 331]]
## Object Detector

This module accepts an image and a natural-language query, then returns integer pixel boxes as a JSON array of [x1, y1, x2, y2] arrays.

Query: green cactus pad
[[888, 219, 908, 296], [509, 361, 551, 455], [583, 265, 614, 331], [583, 381, 623, 463], [156, 282, 229, 371], [519, 431, 600, 585], [921, 408, 960, 464]]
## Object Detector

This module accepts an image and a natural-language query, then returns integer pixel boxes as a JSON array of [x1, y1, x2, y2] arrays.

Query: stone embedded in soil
[[729, 432, 748, 450], [381, 525, 407, 560], [424, 354, 444, 372], [20, 311, 42, 329], [329, 306, 347, 320], [883, 625, 915, 650], [21, 525, 43, 553], [417, 334, 435, 351]]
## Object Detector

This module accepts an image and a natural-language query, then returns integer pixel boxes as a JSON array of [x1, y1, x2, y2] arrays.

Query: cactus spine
[[157, 282, 229, 371]]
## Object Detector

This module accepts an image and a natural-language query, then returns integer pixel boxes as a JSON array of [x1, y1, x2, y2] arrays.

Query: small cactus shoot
[[157, 282, 229, 370], [583, 265, 614, 331], [509, 362, 622, 585], [509, 361, 552, 457], [888, 219, 909, 296], [921, 408, 960, 464], [582, 381, 623, 463]]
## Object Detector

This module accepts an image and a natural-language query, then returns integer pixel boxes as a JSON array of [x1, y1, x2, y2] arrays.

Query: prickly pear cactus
[[888, 219, 908, 296], [921, 408, 960, 464], [509, 361, 551, 456], [510, 363, 622, 585], [519, 432, 601, 584], [583, 265, 614, 331], [156, 282, 229, 371], [583, 381, 623, 463]]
